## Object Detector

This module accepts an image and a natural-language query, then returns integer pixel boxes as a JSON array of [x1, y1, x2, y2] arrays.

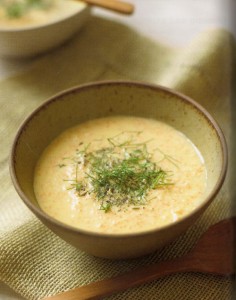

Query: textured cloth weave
[[0, 16, 235, 300]]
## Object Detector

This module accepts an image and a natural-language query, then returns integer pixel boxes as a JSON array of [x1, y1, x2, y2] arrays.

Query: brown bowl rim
[[10, 80, 228, 239]]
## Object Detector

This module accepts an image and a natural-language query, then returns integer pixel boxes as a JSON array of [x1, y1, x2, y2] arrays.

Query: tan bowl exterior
[[10, 81, 227, 259], [0, 4, 90, 57]]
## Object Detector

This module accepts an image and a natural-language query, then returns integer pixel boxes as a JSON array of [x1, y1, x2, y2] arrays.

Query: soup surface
[[34, 116, 207, 234], [0, 0, 85, 28]]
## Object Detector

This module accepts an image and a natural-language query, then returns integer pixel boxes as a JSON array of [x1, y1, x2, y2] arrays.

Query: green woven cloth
[[0, 16, 235, 300]]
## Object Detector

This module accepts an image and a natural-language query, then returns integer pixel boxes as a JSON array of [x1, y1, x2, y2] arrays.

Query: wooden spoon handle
[[42, 258, 192, 300], [82, 0, 134, 15]]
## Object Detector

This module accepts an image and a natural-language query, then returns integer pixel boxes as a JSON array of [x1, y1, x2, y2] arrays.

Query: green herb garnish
[[2, 0, 53, 18], [60, 132, 175, 212], [6, 3, 25, 18]]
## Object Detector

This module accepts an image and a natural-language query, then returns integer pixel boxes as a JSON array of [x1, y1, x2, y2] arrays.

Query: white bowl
[[0, 1, 90, 57]]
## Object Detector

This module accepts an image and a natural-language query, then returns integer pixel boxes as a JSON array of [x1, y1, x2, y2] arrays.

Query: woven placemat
[[0, 16, 235, 300]]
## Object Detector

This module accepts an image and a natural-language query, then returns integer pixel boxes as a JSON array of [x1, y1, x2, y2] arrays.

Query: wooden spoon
[[43, 217, 235, 300], [78, 0, 134, 15]]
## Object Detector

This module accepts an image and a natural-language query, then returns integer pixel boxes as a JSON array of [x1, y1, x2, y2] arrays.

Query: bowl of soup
[[0, 0, 90, 57], [10, 81, 227, 259]]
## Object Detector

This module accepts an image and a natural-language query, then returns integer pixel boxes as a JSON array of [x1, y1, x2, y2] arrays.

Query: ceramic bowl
[[10, 81, 227, 259], [0, 1, 90, 57]]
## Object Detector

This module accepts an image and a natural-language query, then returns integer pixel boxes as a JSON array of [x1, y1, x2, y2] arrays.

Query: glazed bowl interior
[[10, 81, 227, 259]]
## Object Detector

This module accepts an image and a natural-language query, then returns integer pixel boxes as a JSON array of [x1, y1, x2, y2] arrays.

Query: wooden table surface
[[0, 0, 234, 299]]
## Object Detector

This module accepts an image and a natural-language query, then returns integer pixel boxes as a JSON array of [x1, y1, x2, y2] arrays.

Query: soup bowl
[[10, 81, 227, 259], [0, 0, 90, 57]]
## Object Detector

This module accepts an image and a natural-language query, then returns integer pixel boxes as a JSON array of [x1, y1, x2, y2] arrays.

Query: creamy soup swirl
[[34, 116, 207, 234]]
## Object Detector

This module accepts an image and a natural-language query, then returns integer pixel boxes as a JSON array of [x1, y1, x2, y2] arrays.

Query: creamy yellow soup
[[0, 0, 85, 28], [34, 116, 207, 234]]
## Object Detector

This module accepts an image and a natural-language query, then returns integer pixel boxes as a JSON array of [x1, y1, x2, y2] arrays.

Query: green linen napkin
[[0, 16, 235, 300]]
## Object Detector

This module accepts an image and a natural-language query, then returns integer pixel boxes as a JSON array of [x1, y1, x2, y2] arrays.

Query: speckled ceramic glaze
[[10, 81, 227, 259]]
